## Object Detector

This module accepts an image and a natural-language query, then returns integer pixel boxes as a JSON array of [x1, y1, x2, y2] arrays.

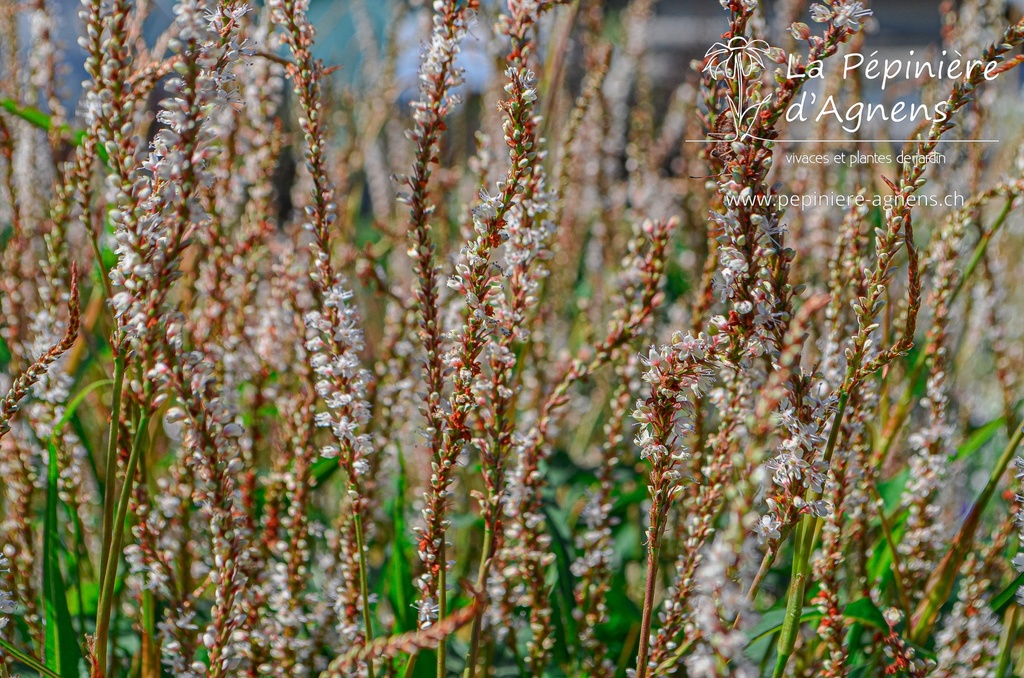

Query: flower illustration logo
[[703, 36, 771, 80], [702, 36, 774, 146]]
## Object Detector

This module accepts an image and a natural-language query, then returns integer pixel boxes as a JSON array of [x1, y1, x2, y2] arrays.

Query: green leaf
[[52, 380, 114, 439], [745, 598, 887, 670], [1, 98, 53, 130], [869, 416, 1007, 592], [876, 416, 1006, 514], [746, 606, 822, 646], [0, 637, 62, 678], [65, 582, 100, 617], [386, 448, 417, 633], [0, 98, 109, 164], [541, 501, 578, 663], [0, 222, 12, 256], [310, 456, 339, 488], [954, 417, 1005, 462], [43, 441, 84, 677], [847, 664, 872, 678], [842, 597, 887, 630], [990, 571, 1024, 615]]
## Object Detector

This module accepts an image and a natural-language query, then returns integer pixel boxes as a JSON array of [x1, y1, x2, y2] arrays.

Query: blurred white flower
[[753, 514, 782, 543], [832, 1, 872, 31]]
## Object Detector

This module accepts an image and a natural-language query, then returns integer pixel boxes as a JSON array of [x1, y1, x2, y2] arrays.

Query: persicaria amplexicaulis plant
[[1, 0, 1024, 676]]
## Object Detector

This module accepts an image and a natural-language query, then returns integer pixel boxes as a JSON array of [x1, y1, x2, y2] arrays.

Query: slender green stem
[[740, 526, 799, 630], [773, 392, 849, 677], [868, 484, 913, 620], [634, 539, 662, 678], [996, 605, 1018, 677], [955, 197, 1013, 301], [437, 538, 447, 678], [911, 423, 1024, 642], [400, 653, 418, 678], [773, 521, 809, 678], [652, 637, 695, 678], [874, 354, 925, 468], [141, 588, 157, 672], [819, 393, 850, 471], [875, 197, 1014, 468], [464, 524, 494, 678], [99, 355, 125, 585], [746, 547, 777, 604], [140, 438, 159, 677], [87, 214, 115, 305], [73, 512, 87, 635], [746, 520, 807, 606], [95, 413, 150, 678], [352, 509, 376, 678], [615, 623, 641, 677]]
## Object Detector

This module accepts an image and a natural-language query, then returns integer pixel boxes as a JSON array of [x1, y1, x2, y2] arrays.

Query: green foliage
[[42, 443, 84, 677]]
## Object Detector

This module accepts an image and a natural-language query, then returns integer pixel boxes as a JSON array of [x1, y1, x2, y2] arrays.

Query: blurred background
[[23, 0, 1024, 114]]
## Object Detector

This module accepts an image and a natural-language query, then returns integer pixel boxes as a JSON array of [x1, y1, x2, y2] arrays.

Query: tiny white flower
[[809, 3, 833, 22], [0, 587, 14, 629], [832, 1, 872, 31], [883, 607, 903, 628], [753, 514, 782, 543]]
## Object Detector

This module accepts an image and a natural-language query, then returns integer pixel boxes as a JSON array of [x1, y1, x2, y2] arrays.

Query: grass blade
[[0, 637, 62, 678], [386, 448, 416, 634], [43, 441, 84, 677], [991, 571, 1024, 615]]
